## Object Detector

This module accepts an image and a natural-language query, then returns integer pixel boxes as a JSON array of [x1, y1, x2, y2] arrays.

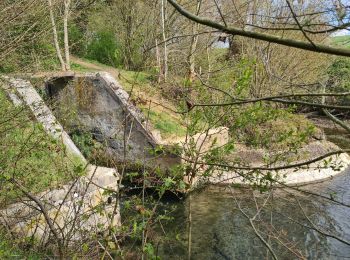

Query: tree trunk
[[155, 39, 162, 83], [187, 0, 202, 83], [161, 0, 168, 82], [48, 0, 66, 71], [63, 0, 71, 71]]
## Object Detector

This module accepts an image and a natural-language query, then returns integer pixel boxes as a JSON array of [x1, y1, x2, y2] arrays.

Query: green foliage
[[0, 89, 85, 203], [116, 166, 184, 258], [70, 130, 95, 158], [86, 31, 121, 67], [327, 57, 350, 105], [328, 58, 350, 87], [69, 23, 87, 57], [0, 41, 58, 73], [144, 110, 186, 138], [79, 0, 158, 70], [70, 130, 103, 160], [233, 58, 255, 97], [0, 14, 58, 73], [143, 243, 160, 260], [0, 0, 60, 73], [0, 233, 42, 259], [231, 104, 316, 149], [194, 49, 254, 98]]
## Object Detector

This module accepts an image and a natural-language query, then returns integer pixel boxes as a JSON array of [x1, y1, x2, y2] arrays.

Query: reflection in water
[[158, 172, 350, 259]]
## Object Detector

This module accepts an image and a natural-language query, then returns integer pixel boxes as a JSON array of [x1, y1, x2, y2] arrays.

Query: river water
[[157, 174, 350, 259], [156, 133, 350, 259]]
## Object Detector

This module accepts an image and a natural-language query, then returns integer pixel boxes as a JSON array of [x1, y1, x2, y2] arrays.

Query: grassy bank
[[0, 89, 85, 204]]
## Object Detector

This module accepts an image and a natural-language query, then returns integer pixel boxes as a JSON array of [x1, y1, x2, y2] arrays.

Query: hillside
[[331, 35, 350, 48]]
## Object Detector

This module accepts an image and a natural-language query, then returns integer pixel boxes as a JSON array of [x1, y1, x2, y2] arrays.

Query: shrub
[[86, 31, 121, 67], [327, 57, 350, 105], [231, 104, 316, 150]]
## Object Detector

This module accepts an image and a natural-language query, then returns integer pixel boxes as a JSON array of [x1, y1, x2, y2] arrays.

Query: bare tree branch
[[167, 0, 350, 57]]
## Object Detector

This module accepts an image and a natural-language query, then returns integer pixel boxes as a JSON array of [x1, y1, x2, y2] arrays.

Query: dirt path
[[71, 56, 120, 79]]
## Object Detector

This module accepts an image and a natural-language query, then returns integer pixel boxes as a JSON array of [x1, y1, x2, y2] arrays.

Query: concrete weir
[[44, 72, 181, 169], [1, 74, 121, 241], [2, 70, 350, 242], [0, 71, 181, 241]]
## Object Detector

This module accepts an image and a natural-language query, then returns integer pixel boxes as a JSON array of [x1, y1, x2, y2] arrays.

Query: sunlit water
[[156, 131, 350, 259], [157, 173, 350, 259]]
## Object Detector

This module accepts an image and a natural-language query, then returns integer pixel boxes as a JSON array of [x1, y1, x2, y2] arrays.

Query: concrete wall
[[0, 75, 121, 241], [45, 72, 181, 170], [0, 165, 120, 242], [2, 76, 86, 162]]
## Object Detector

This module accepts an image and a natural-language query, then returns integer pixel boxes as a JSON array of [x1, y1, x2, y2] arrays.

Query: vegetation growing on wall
[[0, 89, 85, 204]]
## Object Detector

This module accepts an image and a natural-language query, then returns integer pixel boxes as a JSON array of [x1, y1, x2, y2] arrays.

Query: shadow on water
[[155, 130, 350, 259]]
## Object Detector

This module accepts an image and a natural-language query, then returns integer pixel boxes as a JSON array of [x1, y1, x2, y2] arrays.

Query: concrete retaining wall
[[2, 76, 85, 162], [45, 72, 181, 170], [196, 146, 350, 187], [0, 75, 121, 241], [1, 165, 120, 241]]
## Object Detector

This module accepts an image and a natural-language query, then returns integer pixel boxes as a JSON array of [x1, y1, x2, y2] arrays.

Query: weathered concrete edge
[[204, 153, 350, 187], [1, 166, 121, 241], [1, 76, 87, 164], [96, 72, 159, 146], [0, 76, 121, 190]]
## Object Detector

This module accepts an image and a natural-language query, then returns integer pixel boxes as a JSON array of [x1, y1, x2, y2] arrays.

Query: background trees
[[0, 0, 54, 72]]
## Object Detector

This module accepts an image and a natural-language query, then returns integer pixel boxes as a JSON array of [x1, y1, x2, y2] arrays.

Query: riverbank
[[195, 139, 350, 187]]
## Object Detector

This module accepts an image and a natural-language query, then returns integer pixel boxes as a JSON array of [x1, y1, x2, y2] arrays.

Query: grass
[[0, 89, 85, 204], [331, 35, 350, 48], [71, 57, 154, 91], [0, 232, 42, 259], [143, 109, 186, 139], [71, 62, 92, 72]]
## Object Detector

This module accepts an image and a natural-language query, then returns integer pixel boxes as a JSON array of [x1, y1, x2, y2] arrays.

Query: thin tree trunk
[[206, 45, 211, 81], [161, 0, 168, 82], [48, 0, 66, 71], [155, 39, 162, 83], [187, 0, 202, 83], [63, 0, 71, 71]]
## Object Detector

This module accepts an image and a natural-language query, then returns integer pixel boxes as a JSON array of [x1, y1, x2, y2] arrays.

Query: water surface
[[158, 174, 350, 259]]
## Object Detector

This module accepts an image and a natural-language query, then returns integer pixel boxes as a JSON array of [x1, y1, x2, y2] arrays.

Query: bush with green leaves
[[0, 89, 85, 204], [231, 104, 316, 150], [0, 232, 44, 259], [327, 57, 350, 105], [85, 31, 121, 67]]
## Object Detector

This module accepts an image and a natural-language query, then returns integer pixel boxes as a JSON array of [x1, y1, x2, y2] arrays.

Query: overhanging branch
[[167, 0, 350, 57]]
